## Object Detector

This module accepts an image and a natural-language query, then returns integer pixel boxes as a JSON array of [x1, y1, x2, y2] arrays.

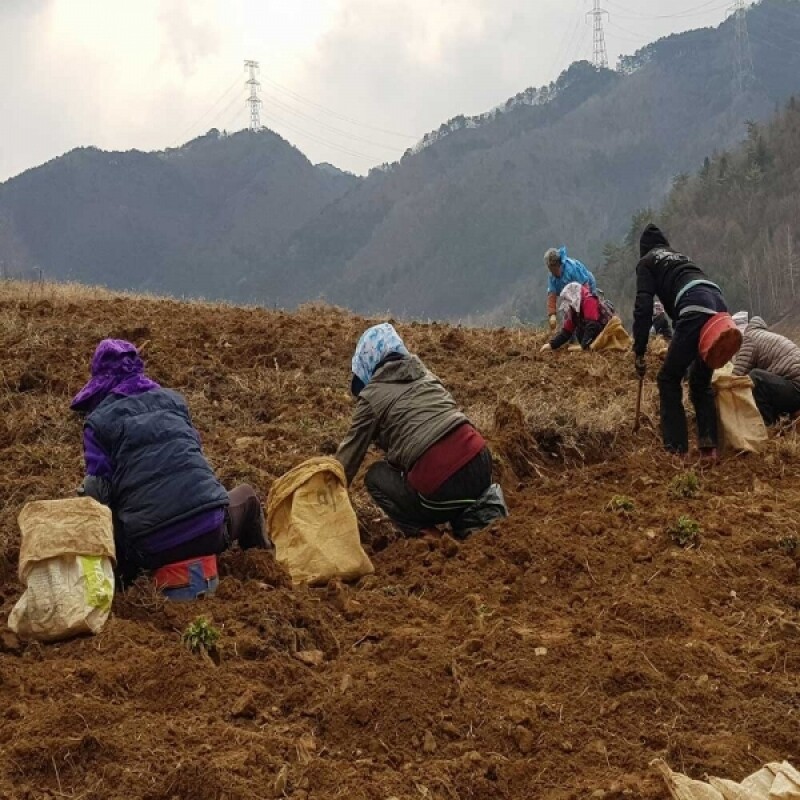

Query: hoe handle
[[633, 376, 644, 433]]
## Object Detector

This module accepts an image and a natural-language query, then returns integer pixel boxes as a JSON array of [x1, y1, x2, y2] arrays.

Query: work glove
[[540, 343, 552, 353], [548, 314, 557, 332], [635, 355, 647, 379]]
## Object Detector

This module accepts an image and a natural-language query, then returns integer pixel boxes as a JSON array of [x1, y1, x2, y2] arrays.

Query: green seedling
[[606, 495, 636, 514], [182, 616, 221, 655], [778, 535, 797, 555], [669, 471, 700, 499], [668, 516, 702, 548]]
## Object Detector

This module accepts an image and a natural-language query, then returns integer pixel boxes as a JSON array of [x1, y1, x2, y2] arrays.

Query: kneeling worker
[[336, 323, 507, 539], [541, 282, 611, 352], [732, 315, 800, 425], [71, 339, 269, 596]]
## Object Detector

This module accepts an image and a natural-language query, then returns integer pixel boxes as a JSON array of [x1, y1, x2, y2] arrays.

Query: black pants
[[749, 369, 800, 425], [658, 288, 726, 453], [365, 448, 493, 537]]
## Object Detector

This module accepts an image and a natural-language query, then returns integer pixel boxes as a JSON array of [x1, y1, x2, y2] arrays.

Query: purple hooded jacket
[[72, 340, 223, 553]]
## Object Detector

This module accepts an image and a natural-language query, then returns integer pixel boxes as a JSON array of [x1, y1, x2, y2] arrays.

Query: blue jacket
[[85, 388, 229, 553], [547, 247, 597, 298]]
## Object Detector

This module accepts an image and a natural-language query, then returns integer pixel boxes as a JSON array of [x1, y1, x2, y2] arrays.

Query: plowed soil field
[[0, 281, 797, 800]]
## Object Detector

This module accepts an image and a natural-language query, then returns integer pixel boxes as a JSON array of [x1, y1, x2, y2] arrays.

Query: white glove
[[540, 343, 552, 353]]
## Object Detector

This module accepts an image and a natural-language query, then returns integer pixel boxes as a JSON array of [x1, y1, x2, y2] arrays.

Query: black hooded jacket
[[632, 224, 712, 356]]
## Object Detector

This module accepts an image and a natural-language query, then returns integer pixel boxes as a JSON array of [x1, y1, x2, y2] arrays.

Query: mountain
[[0, 128, 359, 296], [1, 0, 800, 318], [601, 95, 800, 327], [260, 0, 800, 320]]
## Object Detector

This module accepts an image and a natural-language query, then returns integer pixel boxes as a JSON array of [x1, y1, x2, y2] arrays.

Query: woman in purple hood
[[71, 339, 268, 590]]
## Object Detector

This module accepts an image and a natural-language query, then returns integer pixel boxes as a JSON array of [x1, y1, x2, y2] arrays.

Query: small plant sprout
[[182, 617, 221, 655], [778, 535, 797, 555], [669, 471, 700, 499], [668, 516, 702, 548], [606, 495, 636, 513]]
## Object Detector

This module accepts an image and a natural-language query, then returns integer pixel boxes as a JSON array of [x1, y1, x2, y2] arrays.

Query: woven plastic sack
[[591, 316, 633, 352], [654, 759, 800, 800], [8, 497, 115, 642], [266, 457, 374, 586], [712, 373, 768, 453]]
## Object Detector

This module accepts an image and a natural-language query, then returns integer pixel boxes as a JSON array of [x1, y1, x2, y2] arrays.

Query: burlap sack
[[266, 457, 374, 586], [9, 497, 115, 642], [591, 316, 633, 352], [712, 373, 768, 453]]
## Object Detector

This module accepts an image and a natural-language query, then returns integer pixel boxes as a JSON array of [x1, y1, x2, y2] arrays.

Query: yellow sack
[[266, 456, 374, 586], [712, 373, 768, 454], [591, 316, 633, 352], [9, 497, 115, 642]]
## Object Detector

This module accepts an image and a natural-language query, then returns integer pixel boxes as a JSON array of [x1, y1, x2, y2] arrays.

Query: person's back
[[357, 355, 466, 475], [86, 387, 228, 545], [72, 338, 268, 589], [733, 317, 800, 386], [336, 323, 506, 538]]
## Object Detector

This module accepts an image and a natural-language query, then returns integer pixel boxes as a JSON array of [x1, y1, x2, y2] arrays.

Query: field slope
[[0, 282, 797, 799]]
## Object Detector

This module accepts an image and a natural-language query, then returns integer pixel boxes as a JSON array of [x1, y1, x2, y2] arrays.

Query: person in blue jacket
[[544, 247, 597, 331]]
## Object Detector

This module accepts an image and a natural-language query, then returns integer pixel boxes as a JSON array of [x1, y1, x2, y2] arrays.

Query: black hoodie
[[632, 224, 712, 356]]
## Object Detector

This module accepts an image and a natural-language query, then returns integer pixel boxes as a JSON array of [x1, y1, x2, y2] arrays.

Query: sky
[[0, 0, 737, 181]]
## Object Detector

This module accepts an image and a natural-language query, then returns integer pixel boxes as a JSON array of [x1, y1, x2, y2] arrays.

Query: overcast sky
[[0, 0, 735, 180]]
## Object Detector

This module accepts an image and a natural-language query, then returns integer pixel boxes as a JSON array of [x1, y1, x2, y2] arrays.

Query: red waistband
[[407, 423, 486, 496]]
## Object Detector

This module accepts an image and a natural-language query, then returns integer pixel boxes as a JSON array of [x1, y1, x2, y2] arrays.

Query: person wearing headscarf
[[71, 339, 269, 588], [733, 316, 800, 424], [540, 282, 611, 352], [336, 323, 507, 538], [544, 247, 597, 332], [632, 224, 730, 459], [651, 299, 673, 341]]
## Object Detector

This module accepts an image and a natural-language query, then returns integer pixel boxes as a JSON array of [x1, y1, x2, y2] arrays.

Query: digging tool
[[633, 375, 644, 433]]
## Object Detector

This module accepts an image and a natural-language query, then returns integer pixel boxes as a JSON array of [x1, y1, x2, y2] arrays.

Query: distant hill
[[1, 0, 800, 319], [0, 129, 359, 297], [601, 95, 800, 327], [265, 0, 800, 321]]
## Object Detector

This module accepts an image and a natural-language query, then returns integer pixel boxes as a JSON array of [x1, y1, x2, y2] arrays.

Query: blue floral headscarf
[[351, 323, 409, 393]]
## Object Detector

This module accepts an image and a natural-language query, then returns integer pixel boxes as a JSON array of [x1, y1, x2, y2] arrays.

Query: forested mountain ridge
[[600, 96, 800, 327], [0, 129, 359, 295], [1, 0, 799, 318], [267, 0, 800, 321]]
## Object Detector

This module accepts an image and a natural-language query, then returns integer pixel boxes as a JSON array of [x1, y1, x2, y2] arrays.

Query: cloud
[[0, 0, 736, 181]]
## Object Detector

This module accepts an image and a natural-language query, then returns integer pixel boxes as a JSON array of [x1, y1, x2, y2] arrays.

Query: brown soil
[[0, 282, 797, 800]]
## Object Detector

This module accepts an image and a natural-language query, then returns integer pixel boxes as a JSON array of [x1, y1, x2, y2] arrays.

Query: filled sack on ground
[[590, 316, 633, 352], [712, 372, 768, 453], [8, 497, 115, 642], [267, 456, 374, 586], [654, 758, 800, 800]]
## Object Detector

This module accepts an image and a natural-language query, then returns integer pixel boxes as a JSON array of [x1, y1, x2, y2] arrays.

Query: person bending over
[[336, 323, 507, 539]]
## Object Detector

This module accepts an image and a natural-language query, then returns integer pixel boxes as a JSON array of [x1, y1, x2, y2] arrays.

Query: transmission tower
[[587, 0, 609, 69], [729, 0, 754, 92], [244, 59, 262, 131]]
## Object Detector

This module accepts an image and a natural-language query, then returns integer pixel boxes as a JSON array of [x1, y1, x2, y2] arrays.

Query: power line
[[605, 0, 730, 20], [261, 109, 386, 162], [260, 75, 416, 140], [262, 92, 403, 152], [172, 75, 241, 146]]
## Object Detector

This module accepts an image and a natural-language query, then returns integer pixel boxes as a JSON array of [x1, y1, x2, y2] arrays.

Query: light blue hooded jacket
[[547, 247, 597, 298]]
